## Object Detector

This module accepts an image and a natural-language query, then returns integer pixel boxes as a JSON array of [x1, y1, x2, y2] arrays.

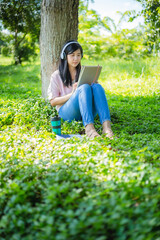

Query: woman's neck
[[69, 65, 76, 73], [69, 66, 76, 81]]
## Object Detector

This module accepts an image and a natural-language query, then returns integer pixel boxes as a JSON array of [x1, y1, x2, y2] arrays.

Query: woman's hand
[[50, 83, 78, 107], [72, 82, 78, 94]]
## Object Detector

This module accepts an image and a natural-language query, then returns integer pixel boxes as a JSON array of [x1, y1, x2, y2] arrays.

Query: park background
[[0, 0, 160, 239]]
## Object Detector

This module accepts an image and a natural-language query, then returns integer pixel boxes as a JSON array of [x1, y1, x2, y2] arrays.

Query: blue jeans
[[59, 83, 111, 127]]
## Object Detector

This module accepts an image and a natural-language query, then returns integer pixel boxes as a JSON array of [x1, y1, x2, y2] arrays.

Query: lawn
[[0, 55, 160, 240]]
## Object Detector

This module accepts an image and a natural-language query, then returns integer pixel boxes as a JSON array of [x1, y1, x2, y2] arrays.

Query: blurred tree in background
[[0, 0, 159, 63], [78, 0, 147, 59], [0, 0, 41, 64], [78, 0, 104, 59], [136, 0, 160, 54]]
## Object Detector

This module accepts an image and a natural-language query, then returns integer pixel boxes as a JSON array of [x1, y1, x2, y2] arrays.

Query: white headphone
[[60, 41, 81, 59]]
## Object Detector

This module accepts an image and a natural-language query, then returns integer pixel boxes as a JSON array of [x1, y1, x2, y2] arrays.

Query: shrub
[[1, 46, 12, 56]]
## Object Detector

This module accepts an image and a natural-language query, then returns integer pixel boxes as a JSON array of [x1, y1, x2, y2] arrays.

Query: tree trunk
[[14, 29, 19, 65], [40, 0, 79, 99]]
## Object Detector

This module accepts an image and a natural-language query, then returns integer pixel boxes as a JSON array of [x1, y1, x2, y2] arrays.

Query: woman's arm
[[50, 93, 72, 107], [50, 82, 77, 107]]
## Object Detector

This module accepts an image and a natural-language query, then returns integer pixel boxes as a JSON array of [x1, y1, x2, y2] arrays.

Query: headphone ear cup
[[63, 52, 66, 60], [60, 50, 66, 59]]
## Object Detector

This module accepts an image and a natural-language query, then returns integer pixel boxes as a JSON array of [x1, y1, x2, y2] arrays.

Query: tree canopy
[[0, 0, 160, 62], [0, 0, 41, 64], [136, 0, 160, 51]]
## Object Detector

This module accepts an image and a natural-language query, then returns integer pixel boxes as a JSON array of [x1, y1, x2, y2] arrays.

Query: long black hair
[[59, 40, 83, 87]]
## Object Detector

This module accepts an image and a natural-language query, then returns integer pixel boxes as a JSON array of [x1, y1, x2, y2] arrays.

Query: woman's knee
[[92, 83, 102, 89], [92, 83, 105, 92], [78, 83, 91, 92]]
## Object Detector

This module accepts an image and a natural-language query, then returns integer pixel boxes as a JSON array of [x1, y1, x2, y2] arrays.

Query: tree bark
[[40, 0, 79, 99]]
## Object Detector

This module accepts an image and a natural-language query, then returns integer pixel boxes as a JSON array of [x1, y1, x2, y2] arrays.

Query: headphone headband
[[60, 41, 79, 59]]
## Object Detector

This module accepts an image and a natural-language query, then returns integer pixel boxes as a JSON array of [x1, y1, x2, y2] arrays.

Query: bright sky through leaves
[[89, 0, 144, 29]]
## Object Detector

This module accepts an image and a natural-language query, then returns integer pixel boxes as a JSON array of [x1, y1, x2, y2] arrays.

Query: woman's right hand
[[72, 82, 78, 94]]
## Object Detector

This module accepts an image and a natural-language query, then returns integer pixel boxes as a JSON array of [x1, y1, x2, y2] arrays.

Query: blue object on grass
[[56, 134, 82, 140]]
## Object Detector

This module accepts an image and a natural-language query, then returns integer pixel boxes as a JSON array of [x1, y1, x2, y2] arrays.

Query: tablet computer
[[77, 65, 102, 87]]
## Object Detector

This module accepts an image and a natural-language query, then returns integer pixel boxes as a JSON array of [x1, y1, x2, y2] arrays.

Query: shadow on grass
[[0, 126, 160, 240], [108, 93, 160, 135], [0, 63, 41, 99], [0, 62, 159, 135], [1, 59, 160, 240]]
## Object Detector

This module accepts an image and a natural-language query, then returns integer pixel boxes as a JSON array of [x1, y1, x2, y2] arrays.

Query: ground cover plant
[[0, 55, 160, 240]]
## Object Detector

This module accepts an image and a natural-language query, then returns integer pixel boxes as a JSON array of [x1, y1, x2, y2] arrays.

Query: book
[[77, 65, 102, 87]]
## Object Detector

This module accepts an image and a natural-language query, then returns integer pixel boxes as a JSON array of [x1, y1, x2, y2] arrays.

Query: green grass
[[0, 55, 160, 240]]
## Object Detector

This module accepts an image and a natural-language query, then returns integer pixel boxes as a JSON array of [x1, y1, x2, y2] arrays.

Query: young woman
[[48, 40, 114, 139]]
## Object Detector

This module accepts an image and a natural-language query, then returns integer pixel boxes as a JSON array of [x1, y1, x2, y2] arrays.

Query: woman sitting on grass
[[48, 40, 114, 139]]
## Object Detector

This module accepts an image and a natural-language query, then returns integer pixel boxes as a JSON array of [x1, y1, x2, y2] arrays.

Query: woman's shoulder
[[51, 69, 60, 78], [50, 70, 61, 82]]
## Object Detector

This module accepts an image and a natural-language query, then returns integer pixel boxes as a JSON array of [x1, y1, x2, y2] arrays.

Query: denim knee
[[78, 83, 91, 92], [92, 83, 103, 89], [92, 83, 105, 93]]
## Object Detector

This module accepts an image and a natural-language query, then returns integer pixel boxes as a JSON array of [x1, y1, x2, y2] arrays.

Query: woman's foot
[[102, 120, 114, 139], [102, 128, 114, 139], [85, 123, 100, 139]]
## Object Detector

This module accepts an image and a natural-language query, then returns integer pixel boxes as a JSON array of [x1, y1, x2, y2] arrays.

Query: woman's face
[[67, 48, 82, 68]]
